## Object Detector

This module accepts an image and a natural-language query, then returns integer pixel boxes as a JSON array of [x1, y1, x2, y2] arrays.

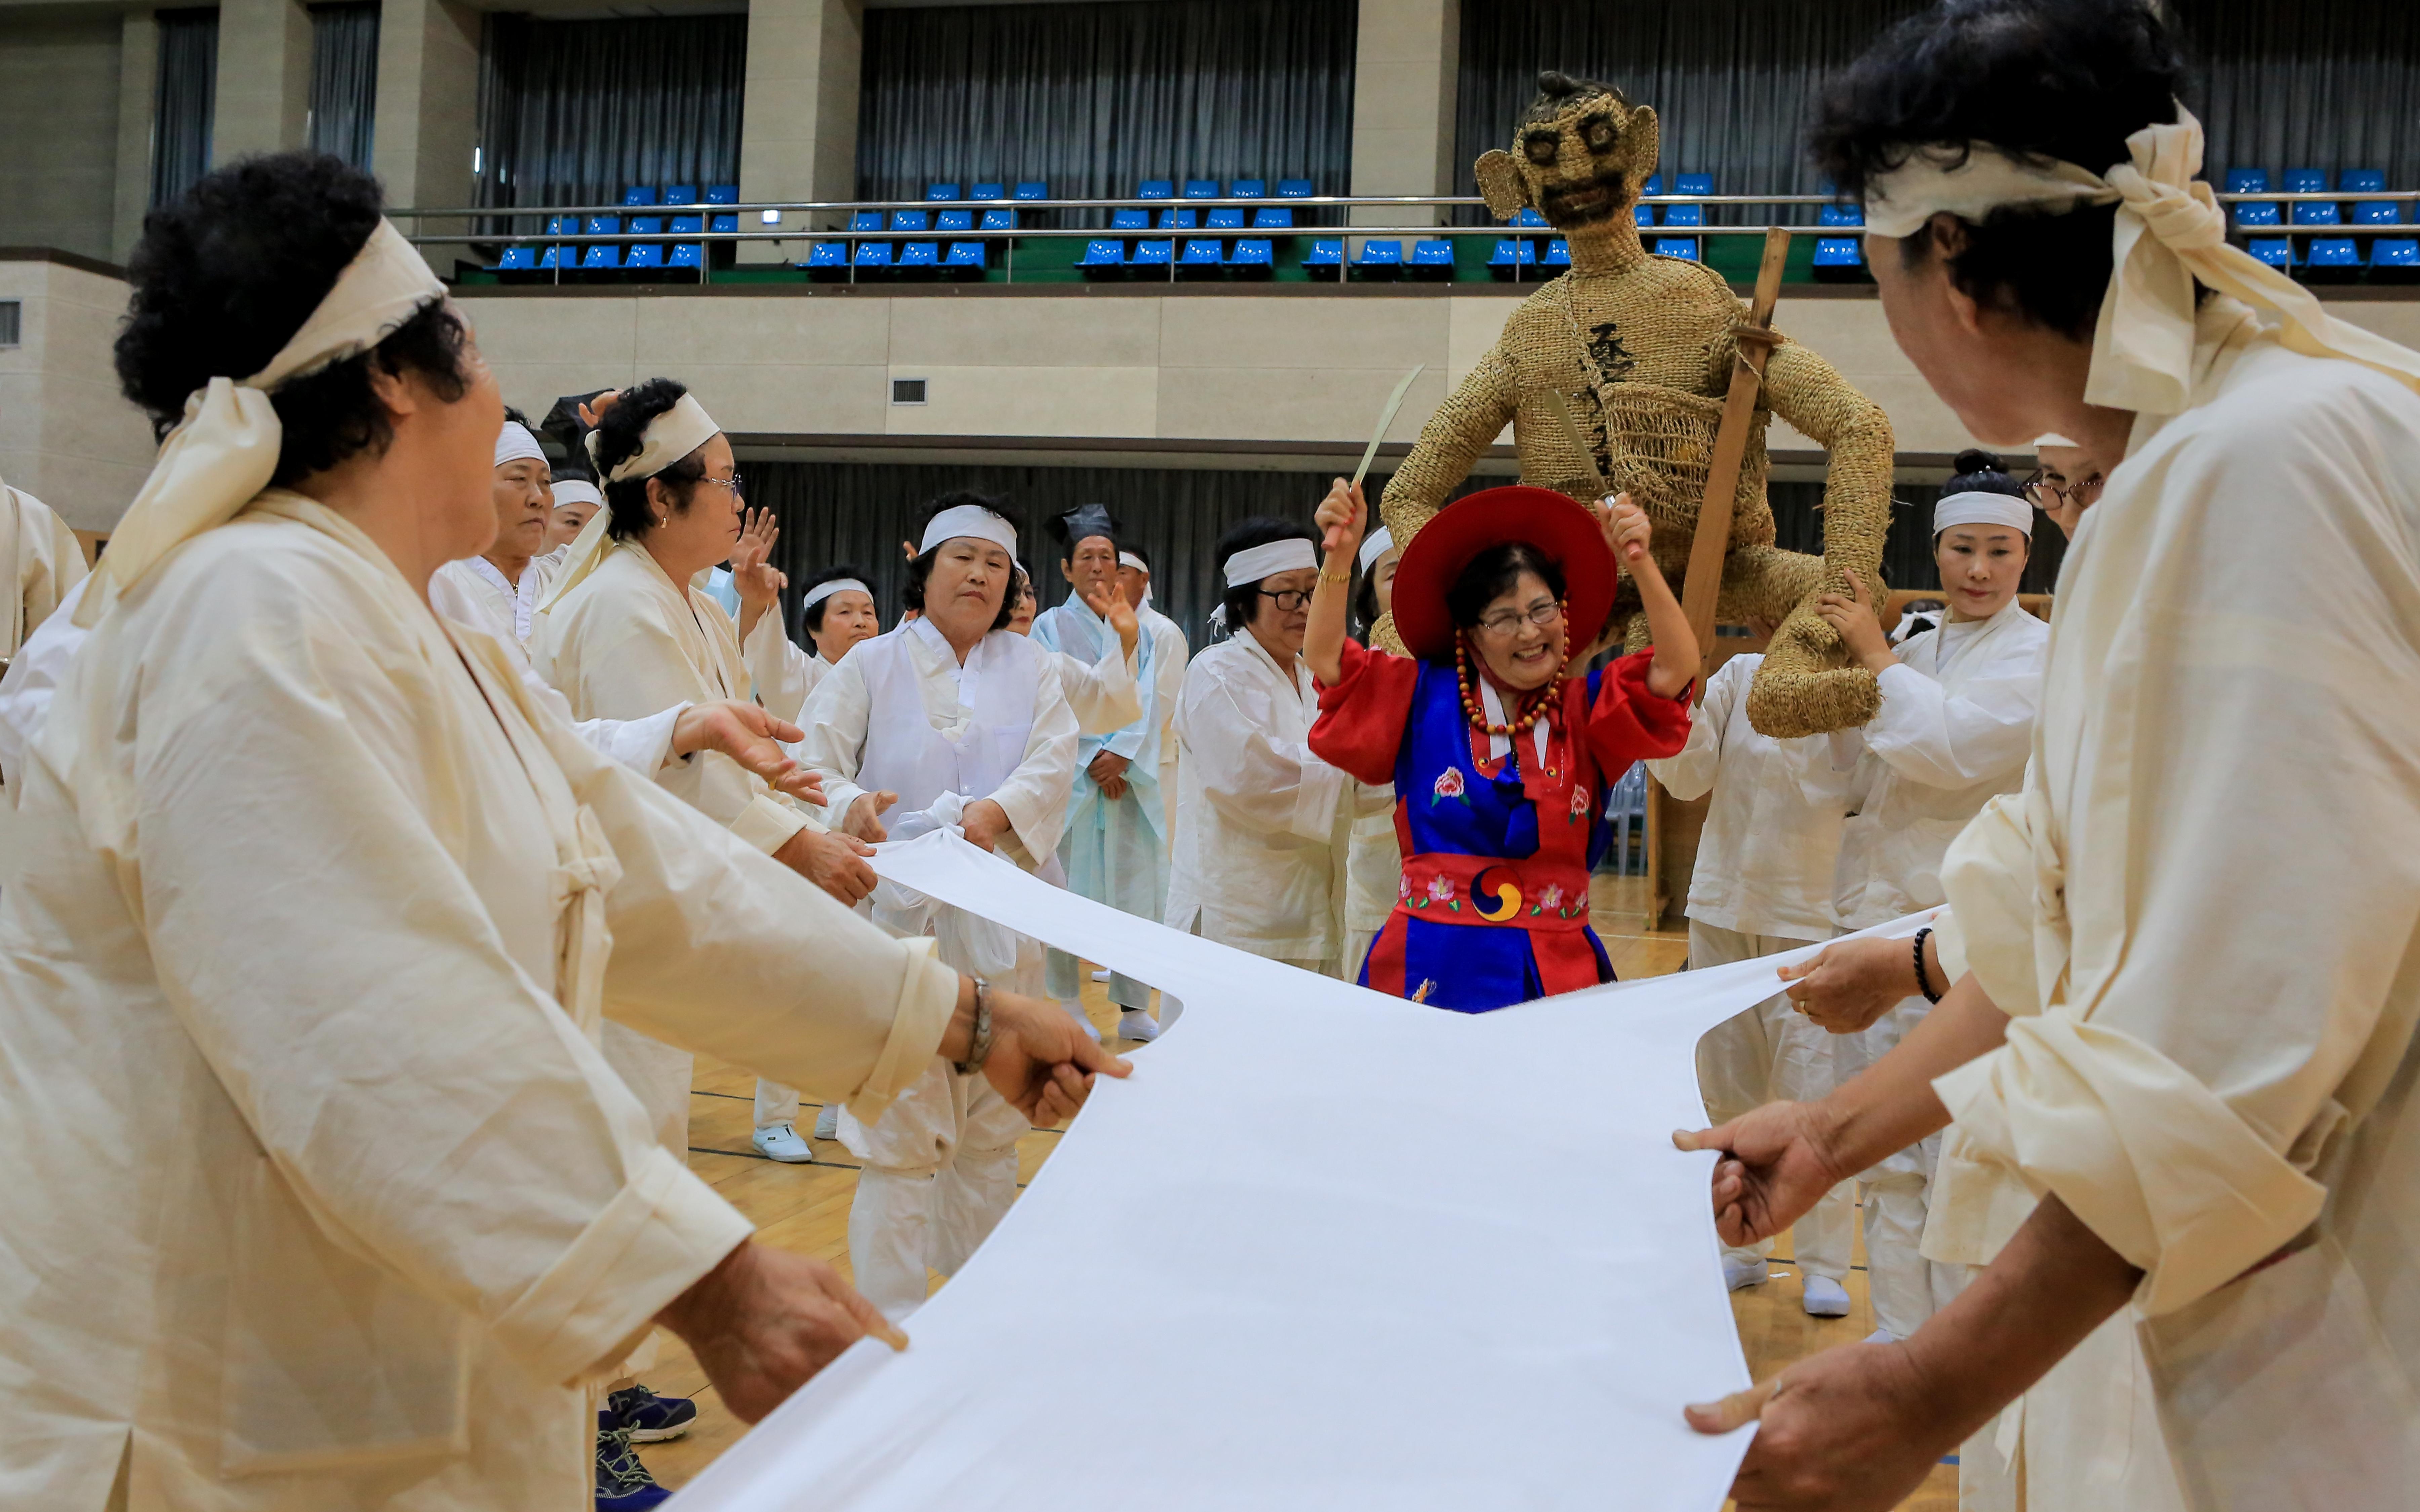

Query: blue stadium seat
[[2353, 199, 2403, 225], [926, 183, 961, 202], [2283, 168, 2330, 194], [2222, 169, 2270, 195], [669, 213, 703, 238], [663, 184, 699, 206], [492, 245, 538, 273], [1207, 207, 1244, 232], [896, 241, 940, 276], [1812, 237, 1868, 283], [622, 186, 658, 207], [801, 241, 848, 280], [709, 212, 737, 235], [624, 243, 663, 271], [1129, 239, 1174, 271], [1157, 207, 1198, 231], [1138, 179, 1174, 201], [971, 183, 1005, 202], [1183, 179, 1218, 200], [1276, 178, 1314, 199], [1642, 174, 1665, 197], [705, 184, 737, 205], [2293, 200, 2342, 227], [1228, 236, 1274, 277], [1487, 238, 1536, 278], [1675, 173, 1714, 198], [889, 209, 929, 232], [2246, 237, 2293, 268], [538, 244, 576, 272], [1111, 207, 1150, 234], [2371, 237, 2420, 282], [1662, 203, 1704, 228], [580, 243, 621, 270], [542, 214, 577, 238], [849, 210, 883, 234], [1819, 203, 1864, 227], [1511, 207, 1548, 232], [1014, 181, 1048, 202], [2302, 236, 2361, 280], [627, 214, 662, 237], [937, 208, 974, 233], [1653, 236, 1702, 261], [1178, 237, 1223, 277], [1079, 239, 1126, 278], [584, 214, 621, 237], [1251, 206, 1293, 230], [2233, 201, 2282, 229], [1541, 240, 1570, 270], [853, 241, 892, 273], [1231, 179, 1266, 199], [1303, 237, 1345, 279], [1633, 205, 1656, 227], [944, 241, 987, 278], [668, 243, 703, 270], [979, 208, 1016, 233], [1410, 239, 1454, 280], [1353, 238, 1403, 279], [2342, 170, 2387, 193]]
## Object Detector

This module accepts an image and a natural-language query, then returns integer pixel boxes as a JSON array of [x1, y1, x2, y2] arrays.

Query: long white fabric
[[0, 480, 86, 665], [673, 831, 1935, 1512]]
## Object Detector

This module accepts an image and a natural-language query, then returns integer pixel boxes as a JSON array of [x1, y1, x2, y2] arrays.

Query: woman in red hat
[[1304, 479, 1698, 1011]]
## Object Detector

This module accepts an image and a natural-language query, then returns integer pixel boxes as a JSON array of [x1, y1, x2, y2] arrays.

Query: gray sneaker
[[812, 1103, 841, 1141]]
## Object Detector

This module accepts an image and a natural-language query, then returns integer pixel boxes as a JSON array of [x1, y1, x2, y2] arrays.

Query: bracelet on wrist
[[1912, 927, 1943, 1005], [951, 979, 996, 1076]]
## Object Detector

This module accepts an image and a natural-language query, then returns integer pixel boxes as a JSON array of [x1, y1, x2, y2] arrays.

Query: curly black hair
[[1808, 0, 2185, 339], [115, 152, 472, 487], [904, 492, 1017, 630], [1213, 515, 1319, 633], [591, 377, 709, 541]]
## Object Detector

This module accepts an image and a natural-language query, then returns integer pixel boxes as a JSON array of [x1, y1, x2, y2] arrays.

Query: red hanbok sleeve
[[1309, 637, 1421, 786], [1581, 648, 1693, 770]]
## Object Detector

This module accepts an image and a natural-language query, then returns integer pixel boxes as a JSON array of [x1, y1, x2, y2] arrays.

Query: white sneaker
[[1802, 1275, 1851, 1317], [1863, 1327, 1899, 1346], [1117, 1009, 1161, 1043], [753, 1122, 813, 1163], [1723, 1255, 1769, 1292], [1061, 1000, 1101, 1043], [812, 1103, 840, 1141], [1090, 968, 1111, 983]]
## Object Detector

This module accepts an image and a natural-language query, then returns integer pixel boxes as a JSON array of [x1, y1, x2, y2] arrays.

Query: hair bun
[[1950, 448, 2004, 477]]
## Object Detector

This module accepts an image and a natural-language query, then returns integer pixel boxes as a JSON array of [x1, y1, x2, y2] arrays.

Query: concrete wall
[[0, 11, 124, 263], [0, 255, 157, 532]]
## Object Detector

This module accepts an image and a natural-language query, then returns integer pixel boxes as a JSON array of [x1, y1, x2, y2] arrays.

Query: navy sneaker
[[605, 1383, 698, 1443], [595, 1424, 670, 1510]]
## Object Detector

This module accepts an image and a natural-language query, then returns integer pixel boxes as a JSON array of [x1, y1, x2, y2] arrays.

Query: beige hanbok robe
[[0, 494, 957, 1511], [1930, 298, 2420, 1510], [1, 480, 88, 667]]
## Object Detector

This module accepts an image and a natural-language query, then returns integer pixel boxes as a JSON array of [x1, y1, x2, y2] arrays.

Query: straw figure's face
[[1473, 81, 1658, 237]]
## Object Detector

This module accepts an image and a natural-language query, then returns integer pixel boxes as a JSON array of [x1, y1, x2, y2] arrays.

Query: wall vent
[[891, 377, 927, 405], [0, 301, 19, 348]]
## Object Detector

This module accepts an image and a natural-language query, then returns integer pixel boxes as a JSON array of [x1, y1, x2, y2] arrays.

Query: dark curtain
[[855, 0, 1357, 213], [307, 2, 380, 172], [1770, 481, 2065, 600], [747, 461, 1474, 649], [1454, 0, 1925, 218], [2180, 0, 2420, 187], [151, 8, 218, 209], [475, 13, 746, 210]]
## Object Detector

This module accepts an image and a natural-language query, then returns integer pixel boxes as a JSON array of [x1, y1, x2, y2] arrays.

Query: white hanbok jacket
[[532, 539, 815, 856], [429, 553, 542, 644], [1165, 632, 1353, 965], [1805, 599, 2049, 930], [0, 495, 958, 1512], [1929, 303, 2420, 1509], [1140, 604, 1189, 843], [1648, 652, 1849, 943], [1, 480, 86, 666]]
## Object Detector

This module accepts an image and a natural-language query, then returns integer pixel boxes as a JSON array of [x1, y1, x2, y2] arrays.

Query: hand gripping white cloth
[[672, 831, 1933, 1512]]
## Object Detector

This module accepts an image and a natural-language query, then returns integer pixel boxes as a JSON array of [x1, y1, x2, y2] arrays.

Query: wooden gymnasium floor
[[639, 875, 1959, 1510]]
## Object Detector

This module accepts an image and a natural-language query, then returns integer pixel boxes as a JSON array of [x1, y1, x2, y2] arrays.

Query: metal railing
[[389, 189, 2420, 288]]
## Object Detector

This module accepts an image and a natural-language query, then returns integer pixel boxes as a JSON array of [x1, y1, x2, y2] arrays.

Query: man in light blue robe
[[1031, 505, 1169, 1042]]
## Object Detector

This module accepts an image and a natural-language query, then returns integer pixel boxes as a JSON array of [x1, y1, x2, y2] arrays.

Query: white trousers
[[1834, 990, 1963, 1338], [754, 1079, 798, 1130], [1687, 921, 1854, 1281]]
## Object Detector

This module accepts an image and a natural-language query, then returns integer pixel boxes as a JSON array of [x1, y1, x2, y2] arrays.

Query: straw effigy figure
[[1378, 71, 1895, 737]]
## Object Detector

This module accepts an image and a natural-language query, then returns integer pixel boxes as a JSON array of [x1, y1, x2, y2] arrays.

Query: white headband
[[1118, 551, 1147, 573], [494, 421, 547, 469], [550, 478, 601, 508], [1933, 490, 2034, 537], [1864, 107, 2420, 421], [583, 392, 720, 484], [77, 219, 445, 628], [802, 577, 870, 610], [2032, 433, 2080, 449], [1357, 526, 1395, 573], [1223, 538, 1317, 586], [920, 504, 1018, 557]]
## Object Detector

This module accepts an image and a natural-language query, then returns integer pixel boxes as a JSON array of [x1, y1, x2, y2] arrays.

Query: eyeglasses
[[698, 472, 744, 496], [1257, 588, 1313, 612], [2021, 469, 2102, 508], [1474, 600, 1564, 637]]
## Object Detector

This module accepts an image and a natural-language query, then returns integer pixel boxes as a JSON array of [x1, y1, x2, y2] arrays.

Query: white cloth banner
[[672, 831, 1932, 1512]]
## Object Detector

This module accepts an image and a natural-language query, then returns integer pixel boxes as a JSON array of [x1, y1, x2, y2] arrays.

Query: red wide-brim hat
[[1390, 485, 1617, 662]]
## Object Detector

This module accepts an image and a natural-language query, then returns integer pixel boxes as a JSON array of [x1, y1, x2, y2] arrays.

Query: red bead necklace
[[1455, 608, 1570, 738]]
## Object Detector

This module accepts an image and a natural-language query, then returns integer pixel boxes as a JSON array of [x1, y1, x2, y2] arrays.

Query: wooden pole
[[1678, 226, 1793, 699]]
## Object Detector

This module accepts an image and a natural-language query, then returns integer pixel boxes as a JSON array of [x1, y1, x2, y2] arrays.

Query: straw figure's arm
[[1735, 338, 1896, 739], [1371, 345, 1522, 652]]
